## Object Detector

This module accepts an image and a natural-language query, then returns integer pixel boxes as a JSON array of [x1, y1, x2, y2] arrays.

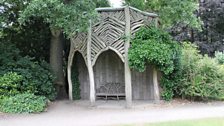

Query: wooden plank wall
[[74, 52, 90, 100], [131, 65, 154, 100], [93, 50, 125, 91], [92, 50, 154, 100], [74, 50, 155, 100]]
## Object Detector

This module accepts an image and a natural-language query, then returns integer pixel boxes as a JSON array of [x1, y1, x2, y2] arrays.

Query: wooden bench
[[96, 82, 125, 100]]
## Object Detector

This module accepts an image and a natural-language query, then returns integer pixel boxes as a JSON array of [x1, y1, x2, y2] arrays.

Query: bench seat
[[96, 82, 125, 100]]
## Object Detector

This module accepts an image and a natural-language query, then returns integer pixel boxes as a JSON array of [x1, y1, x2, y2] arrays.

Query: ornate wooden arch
[[72, 50, 88, 68], [67, 6, 159, 107], [67, 49, 88, 100], [92, 46, 125, 67]]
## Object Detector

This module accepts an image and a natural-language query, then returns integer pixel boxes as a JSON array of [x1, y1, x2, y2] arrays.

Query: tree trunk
[[50, 29, 67, 99]]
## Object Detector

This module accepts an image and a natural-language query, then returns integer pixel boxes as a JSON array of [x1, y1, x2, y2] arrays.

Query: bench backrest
[[97, 83, 125, 94]]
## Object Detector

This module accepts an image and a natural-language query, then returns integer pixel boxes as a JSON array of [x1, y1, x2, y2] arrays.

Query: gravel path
[[0, 100, 224, 126]]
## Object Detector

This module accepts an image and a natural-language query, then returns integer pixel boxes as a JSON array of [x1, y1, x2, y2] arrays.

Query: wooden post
[[154, 17, 159, 27], [87, 20, 95, 106], [67, 43, 75, 100], [153, 67, 160, 103], [124, 6, 132, 108], [153, 17, 160, 103]]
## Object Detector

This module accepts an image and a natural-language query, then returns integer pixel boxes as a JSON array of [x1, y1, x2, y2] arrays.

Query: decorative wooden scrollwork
[[91, 10, 126, 64], [71, 33, 88, 63]]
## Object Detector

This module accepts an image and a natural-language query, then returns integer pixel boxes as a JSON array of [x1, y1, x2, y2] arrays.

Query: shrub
[[128, 27, 224, 101], [215, 51, 224, 64], [0, 57, 56, 100], [0, 93, 47, 113], [175, 42, 224, 100], [160, 77, 175, 101], [0, 41, 20, 65], [0, 42, 56, 100], [0, 72, 23, 96]]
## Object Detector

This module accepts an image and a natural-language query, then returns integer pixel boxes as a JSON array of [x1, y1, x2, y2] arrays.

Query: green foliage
[[0, 41, 20, 65], [93, 0, 110, 7], [0, 0, 29, 34], [128, 27, 181, 75], [19, 0, 97, 37], [160, 77, 174, 101], [1, 0, 109, 62], [0, 42, 56, 100], [11, 20, 51, 61], [0, 72, 23, 96], [1, 0, 51, 61], [195, 0, 224, 56], [0, 93, 47, 113], [1, 58, 57, 100], [128, 27, 181, 101], [125, 0, 202, 29], [175, 42, 224, 100], [215, 51, 224, 65], [159, 42, 224, 101], [124, 0, 145, 10]]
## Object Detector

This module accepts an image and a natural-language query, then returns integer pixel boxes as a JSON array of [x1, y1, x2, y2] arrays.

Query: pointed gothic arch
[[67, 6, 160, 107]]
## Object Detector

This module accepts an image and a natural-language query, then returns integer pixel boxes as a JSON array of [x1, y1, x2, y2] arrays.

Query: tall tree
[[19, 0, 110, 98], [0, 0, 51, 61], [196, 0, 224, 55], [125, 0, 202, 29], [19, 0, 97, 98]]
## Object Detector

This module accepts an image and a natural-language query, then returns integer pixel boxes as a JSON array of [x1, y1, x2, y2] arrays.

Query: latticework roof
[[70, 6, 158, 66]]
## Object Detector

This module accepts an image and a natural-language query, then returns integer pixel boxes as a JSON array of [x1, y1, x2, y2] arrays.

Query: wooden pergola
[[67, 6, 160, 108]]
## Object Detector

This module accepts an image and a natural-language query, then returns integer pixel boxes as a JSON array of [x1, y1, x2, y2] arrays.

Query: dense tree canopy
[[19, 0, 97, 37], [1, 0, 111, 98], [125, 0, 202, 29], [18, 0, 111, 98], [1, 0, 51, 61], [196, 0, 224, 55]]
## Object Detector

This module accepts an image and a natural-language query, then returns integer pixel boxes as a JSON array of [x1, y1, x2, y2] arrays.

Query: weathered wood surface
[[124, 6, 132, 108], [73, 52, 158, 101], [153, 17, 160, 102], [73, 51, 160, 100], [67, 43, 74, 100], [93, 50, 125, 91], [71, 33, 88, 64], [74, 52, 90, 100], [91, 10, 126, 65], [96, 6, 158, 17], [68, 6, 159, 103], [153, 66, 160, 102], [96, 82, 125, 100], [131, 65, 154, 100], [69, 6, 157, 66], [93, 50, 156, 100]]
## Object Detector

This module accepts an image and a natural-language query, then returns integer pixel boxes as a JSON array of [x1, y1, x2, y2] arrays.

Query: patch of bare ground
[[0, 99, 224, 126]]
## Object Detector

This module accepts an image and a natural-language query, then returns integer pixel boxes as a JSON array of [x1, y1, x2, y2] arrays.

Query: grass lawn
[[123, 117, 224, 126]]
